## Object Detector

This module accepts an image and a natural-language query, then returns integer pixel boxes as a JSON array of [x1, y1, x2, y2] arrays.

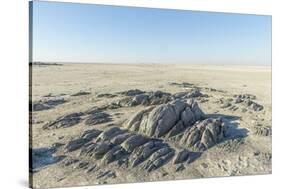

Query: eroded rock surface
[[234, 94, 263, 111], [253, 125, 272, 136], [43, 112, 84, 129], [32, 98, 67, 111], [110, 89, 207, 108], [85, 109, 112, 126], [71, 91, 91, 96], [62, 126, 202, 172], [126, 99, 205, 137], [126, 99, 227, 151]]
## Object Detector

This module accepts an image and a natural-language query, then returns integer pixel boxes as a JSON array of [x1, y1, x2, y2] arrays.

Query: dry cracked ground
[[30, 63, 271, 188]]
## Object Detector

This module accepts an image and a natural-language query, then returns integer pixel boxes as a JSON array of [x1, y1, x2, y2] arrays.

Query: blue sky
[[32, 1, 271, 65]]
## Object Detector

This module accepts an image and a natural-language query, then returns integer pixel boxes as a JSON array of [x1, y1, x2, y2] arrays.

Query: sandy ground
[[30, 63, 272, 188]]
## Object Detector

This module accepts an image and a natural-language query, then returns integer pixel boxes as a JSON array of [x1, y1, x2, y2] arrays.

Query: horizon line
[[30, 61, 271, 66]]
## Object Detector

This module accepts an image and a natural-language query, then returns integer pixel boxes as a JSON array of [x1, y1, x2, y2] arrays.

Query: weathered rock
[[118, 89, 145, 96], [65, 138, 88, 152], [96, 127, 125, 142], [86, 164, 98, 173], [77, 162, 89, 169], [175, 164, 185, 172], [92, 142, 113, 159], [80, 141, 113, 159], [96, 93, 117, 98], [233, 94, 263, 111], [253, 125, 272, 136], [130, 140, 165, 167], [166, 121, 186, 138], [180, 118, 226, 151], [43, 112, 83, 129], [110, 133, 134, 145], [127, 99, 205, 138], [63, 158, 79, 166], [144, 147, 175, 172], [181, 107, 196, 126], [234, 94, 256, 100], [113, 90, 172, 107], [32, 98, 66, 111], [169, 82, 194, 88], [186, 89, 205, 98], [96, 170, 116, 179], [71, 91, 91, 96], [81, 129, 102, 140], [221, 101, 232, 108], [173, 149, 190, 164], [143, 100, 185, 137], [32, 102, 51, 111], [85, 110, 112, 126], [173, 92, 189, 99], [186, 99, 205, 121], [121, 135, 149, 153], [126, 106, 155, 130], [246, 100, 263, 111], [148, 91, 172, 105], [101, 146, 128, 165], [65, 129, 102, 152], [131, 94, 149, 106]]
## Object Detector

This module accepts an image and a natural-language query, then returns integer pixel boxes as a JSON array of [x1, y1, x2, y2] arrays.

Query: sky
[[31, 1, 272, 65]]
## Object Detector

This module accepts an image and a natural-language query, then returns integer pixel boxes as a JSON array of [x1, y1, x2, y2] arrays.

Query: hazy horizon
[[31, 1, 272, 65]]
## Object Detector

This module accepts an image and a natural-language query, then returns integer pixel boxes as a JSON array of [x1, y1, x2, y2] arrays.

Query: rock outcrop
[[43, 112, 84, 129], [126, 99, 227, 151], [32, 98, 66, 111], [126, 99, 205, 137]]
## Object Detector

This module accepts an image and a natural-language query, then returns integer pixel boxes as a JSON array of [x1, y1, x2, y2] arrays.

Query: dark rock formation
[[253, 125, 272, 136], [65, 129, 102, 152], [85, 110, 112, 126], [43, 112, 84, 129], [32, 98, 66, 111], [71, 91, 91, 96], [233, 94, 263, 111]]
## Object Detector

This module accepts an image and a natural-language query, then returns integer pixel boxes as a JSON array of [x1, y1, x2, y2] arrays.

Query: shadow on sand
[[30, 146, 65, 173], [207, 113, 249, 139]]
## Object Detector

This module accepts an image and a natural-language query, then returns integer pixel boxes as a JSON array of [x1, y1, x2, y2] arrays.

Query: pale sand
[[30, 63, 271, 188]]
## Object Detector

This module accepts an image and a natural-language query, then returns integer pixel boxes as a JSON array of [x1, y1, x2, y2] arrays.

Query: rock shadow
[[206, 113, 249, 140], [30, 146, 65, 172]]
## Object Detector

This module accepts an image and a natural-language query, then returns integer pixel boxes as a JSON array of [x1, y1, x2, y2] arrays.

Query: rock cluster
[[172, 89, 206, 100], [85, 109, 112, 126], [43, 112, 84, 129], [126, 99, 227, 151], [110, 89, 207, 109], [179, 118, 226, 151], [65, 129, 102, 152], [43, 108, 112, 129], [234, 94, 263, 111], [169, 82, 194, 88], [112, 90, 172, 107], [126, 99, 205, 137], [118, 89, 145, 96], [253, 125, 272, 136], [32, 98, 66, 111], [64, 127, 183, 172]]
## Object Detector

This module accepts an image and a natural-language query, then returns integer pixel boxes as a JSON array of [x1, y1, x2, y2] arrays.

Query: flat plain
[[30, 63, 272, 188]]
